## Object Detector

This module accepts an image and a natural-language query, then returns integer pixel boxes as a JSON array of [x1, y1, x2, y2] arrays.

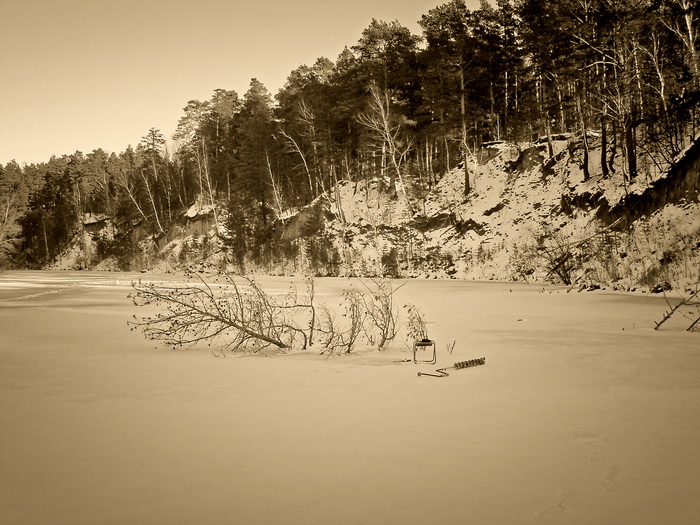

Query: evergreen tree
[[226, 79, 276, 262]]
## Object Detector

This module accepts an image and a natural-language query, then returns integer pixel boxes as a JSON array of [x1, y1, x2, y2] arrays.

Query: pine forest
[[1, 0, 699, 289]]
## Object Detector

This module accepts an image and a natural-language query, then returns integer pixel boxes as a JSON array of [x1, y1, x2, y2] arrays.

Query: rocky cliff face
[[54, 136, 700, 291]]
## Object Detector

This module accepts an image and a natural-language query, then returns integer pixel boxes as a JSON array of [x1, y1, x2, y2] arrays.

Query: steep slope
[[52, 135, 700, 291], [279, 135, 700, 290]]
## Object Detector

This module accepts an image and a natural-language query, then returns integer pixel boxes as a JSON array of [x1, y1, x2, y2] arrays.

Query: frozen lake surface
[[1, 271, 699, 524]]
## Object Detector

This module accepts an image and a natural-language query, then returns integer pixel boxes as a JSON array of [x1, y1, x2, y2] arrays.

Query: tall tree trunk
[[576, 92, 591, 181], [538, 74, 555, 158], [459, 58, 471, 196], [266, 151, 283, 218], [601, 113, 609, 178], [140, 169, 165, 234], [624, 117, 637, 181]]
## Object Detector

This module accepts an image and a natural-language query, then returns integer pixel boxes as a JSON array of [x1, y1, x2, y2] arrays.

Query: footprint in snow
[[588, 451, 607, 464], [600, 466, 622, 493], [533, 491, 575, 521], [572, 427, 609, 449]]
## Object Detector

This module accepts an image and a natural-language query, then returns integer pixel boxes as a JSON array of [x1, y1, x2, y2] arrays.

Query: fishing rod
[[417, 357, 486, 378]]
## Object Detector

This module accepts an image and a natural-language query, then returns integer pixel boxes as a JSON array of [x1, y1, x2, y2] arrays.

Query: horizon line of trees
[[1, 0, 698, 268]]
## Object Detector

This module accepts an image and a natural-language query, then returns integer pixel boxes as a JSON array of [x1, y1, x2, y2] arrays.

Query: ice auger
[[417, 357, 486, 378]]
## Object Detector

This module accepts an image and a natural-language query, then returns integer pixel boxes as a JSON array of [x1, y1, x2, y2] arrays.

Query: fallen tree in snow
[[129, 271, 312, 352], [130, 272, 420, 354], [654, 284, 700, 332]]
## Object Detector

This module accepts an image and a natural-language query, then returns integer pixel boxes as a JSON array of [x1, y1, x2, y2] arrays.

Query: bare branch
[[655, 288, 700, 331], [404, 303, 429, 342], [129, 271, 311, 352], [360, 278, 403, 350], [356, 82, 415, 204]]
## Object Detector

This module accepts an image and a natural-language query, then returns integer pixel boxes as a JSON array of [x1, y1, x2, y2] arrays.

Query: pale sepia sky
[[0, 0, 482, 166]]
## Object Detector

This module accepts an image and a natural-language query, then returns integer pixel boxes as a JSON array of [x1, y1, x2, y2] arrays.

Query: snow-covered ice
[[1, 271, 699, 524]]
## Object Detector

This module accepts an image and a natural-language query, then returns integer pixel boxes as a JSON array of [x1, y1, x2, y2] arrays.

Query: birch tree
[[356, 82, 415, 202]]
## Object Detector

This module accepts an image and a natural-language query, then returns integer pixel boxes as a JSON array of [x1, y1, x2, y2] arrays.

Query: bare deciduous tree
[[315, 303, 345, 355], [404, 303, 429, 343], [0, 192, 19, 254], [316, 286, 367, 355], [113, 168, 151, 227], [356, 82, 415, 203], [361, 278, 404, 350], [279, 128, 315, 198]]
